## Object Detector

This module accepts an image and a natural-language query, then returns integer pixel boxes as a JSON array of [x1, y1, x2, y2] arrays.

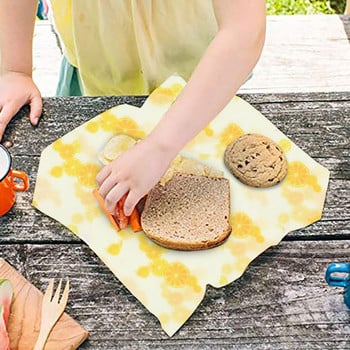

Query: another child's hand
[[0, 71, 42, 141], [96, 137, 174, 216]]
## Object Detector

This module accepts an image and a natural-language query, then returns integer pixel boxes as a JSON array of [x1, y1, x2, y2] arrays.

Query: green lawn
[[267, 0, 346, 14]]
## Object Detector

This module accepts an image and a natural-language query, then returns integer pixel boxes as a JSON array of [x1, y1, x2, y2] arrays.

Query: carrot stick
[[130, 207, 142, 232], [92, 189, 120, 231], [115, 194, 129, 229]]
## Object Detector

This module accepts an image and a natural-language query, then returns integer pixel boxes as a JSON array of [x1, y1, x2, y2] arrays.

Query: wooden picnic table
[[0, 92, 349, 349]]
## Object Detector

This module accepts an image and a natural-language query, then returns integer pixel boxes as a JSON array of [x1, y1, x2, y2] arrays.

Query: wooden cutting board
[[0, 258, 88, 350]]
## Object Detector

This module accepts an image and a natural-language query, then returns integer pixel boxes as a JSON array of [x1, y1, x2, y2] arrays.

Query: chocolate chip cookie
[[224, 134, 287, 187]]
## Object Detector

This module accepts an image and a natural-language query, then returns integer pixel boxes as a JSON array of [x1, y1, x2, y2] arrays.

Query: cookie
[[224, 134, 287, 187]]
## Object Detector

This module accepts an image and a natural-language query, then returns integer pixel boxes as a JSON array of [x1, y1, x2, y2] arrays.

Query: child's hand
[[96, 137, 174, 216], [0, 71, 42, 141]]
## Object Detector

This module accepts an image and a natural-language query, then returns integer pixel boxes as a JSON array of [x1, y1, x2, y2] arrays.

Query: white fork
[[33, 279, 70, 350]]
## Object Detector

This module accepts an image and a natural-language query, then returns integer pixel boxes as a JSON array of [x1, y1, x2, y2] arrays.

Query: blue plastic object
[[325, 262, 350, 308]]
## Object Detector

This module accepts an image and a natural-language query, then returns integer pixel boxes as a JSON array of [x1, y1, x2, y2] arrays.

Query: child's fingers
[[124, 190, 142, 217], [0, 103, 19, 141], [98, 173, 117, 199], [96, 166, 112, 187], [105, 183, 129, 213], [29, 94, 43, 126], [116, 194, 129, 229]]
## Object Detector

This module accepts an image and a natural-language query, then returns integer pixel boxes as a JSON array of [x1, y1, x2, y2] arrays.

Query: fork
[[33, 279, 70, 350]]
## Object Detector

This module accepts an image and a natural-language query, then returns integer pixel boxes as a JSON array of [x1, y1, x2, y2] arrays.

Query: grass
[[266, 0, 347, 15]]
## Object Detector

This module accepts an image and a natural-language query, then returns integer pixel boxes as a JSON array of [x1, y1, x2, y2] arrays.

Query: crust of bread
[[143, 225, 232, 251]]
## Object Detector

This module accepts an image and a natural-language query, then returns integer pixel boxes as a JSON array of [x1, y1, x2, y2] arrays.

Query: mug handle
[[325, 263, 350, 288], [11, 170, 29, 192]]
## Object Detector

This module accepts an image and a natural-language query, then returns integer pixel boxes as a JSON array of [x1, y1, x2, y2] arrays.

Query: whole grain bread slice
[[141, 173, 232, 251]]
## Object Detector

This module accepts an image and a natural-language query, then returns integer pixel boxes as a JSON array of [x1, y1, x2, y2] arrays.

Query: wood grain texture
[[1, 93, 348, 242], [0, 242, 349, 349], [33, 21, 61, 97], [0, 259, 88, 350], [239, 15, 350, 94], [0, 93, 349, 349]]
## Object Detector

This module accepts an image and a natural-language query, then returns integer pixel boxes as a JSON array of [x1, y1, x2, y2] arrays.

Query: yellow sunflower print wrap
[[33, 76, 329, 336]]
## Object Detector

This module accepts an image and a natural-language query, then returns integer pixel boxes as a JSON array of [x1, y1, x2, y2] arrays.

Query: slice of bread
[[141, 173, 232, 251]]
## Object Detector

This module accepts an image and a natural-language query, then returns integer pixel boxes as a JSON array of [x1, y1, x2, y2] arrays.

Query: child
[[0, 0, 266, 215]]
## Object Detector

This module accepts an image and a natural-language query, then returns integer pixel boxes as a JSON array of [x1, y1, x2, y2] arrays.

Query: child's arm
[[97, 0, 266, 216], [0, 0, 42, 140]]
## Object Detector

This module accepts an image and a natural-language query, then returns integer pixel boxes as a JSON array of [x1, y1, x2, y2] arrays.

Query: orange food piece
[[93, 189, 143, 233], [130, 207, 143, 232], [115, 194, 129, 229], [92, 189, 120, 231]]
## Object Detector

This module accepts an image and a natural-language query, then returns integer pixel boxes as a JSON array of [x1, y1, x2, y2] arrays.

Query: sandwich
[[141, 173, 231, 251], [95, 134, 232, 250]]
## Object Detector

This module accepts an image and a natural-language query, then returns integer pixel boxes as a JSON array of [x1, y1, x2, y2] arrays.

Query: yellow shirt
[[50, 0, 218, 95]]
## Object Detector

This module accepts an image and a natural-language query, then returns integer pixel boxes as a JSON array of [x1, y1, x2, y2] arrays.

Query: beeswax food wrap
[[33, 76, 329, 336]]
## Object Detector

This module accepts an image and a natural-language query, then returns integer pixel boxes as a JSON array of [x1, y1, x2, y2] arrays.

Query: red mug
[[0, 144, 29, 216]]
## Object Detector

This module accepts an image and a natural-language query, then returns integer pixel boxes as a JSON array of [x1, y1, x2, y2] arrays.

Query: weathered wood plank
[[242, 91, 350, 103], [0, 241, 349, 349], [0, 94, 348, 242], [33, 21, 61, 97], [4, 94, 350, 159], [239, 15, 350, 94]]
